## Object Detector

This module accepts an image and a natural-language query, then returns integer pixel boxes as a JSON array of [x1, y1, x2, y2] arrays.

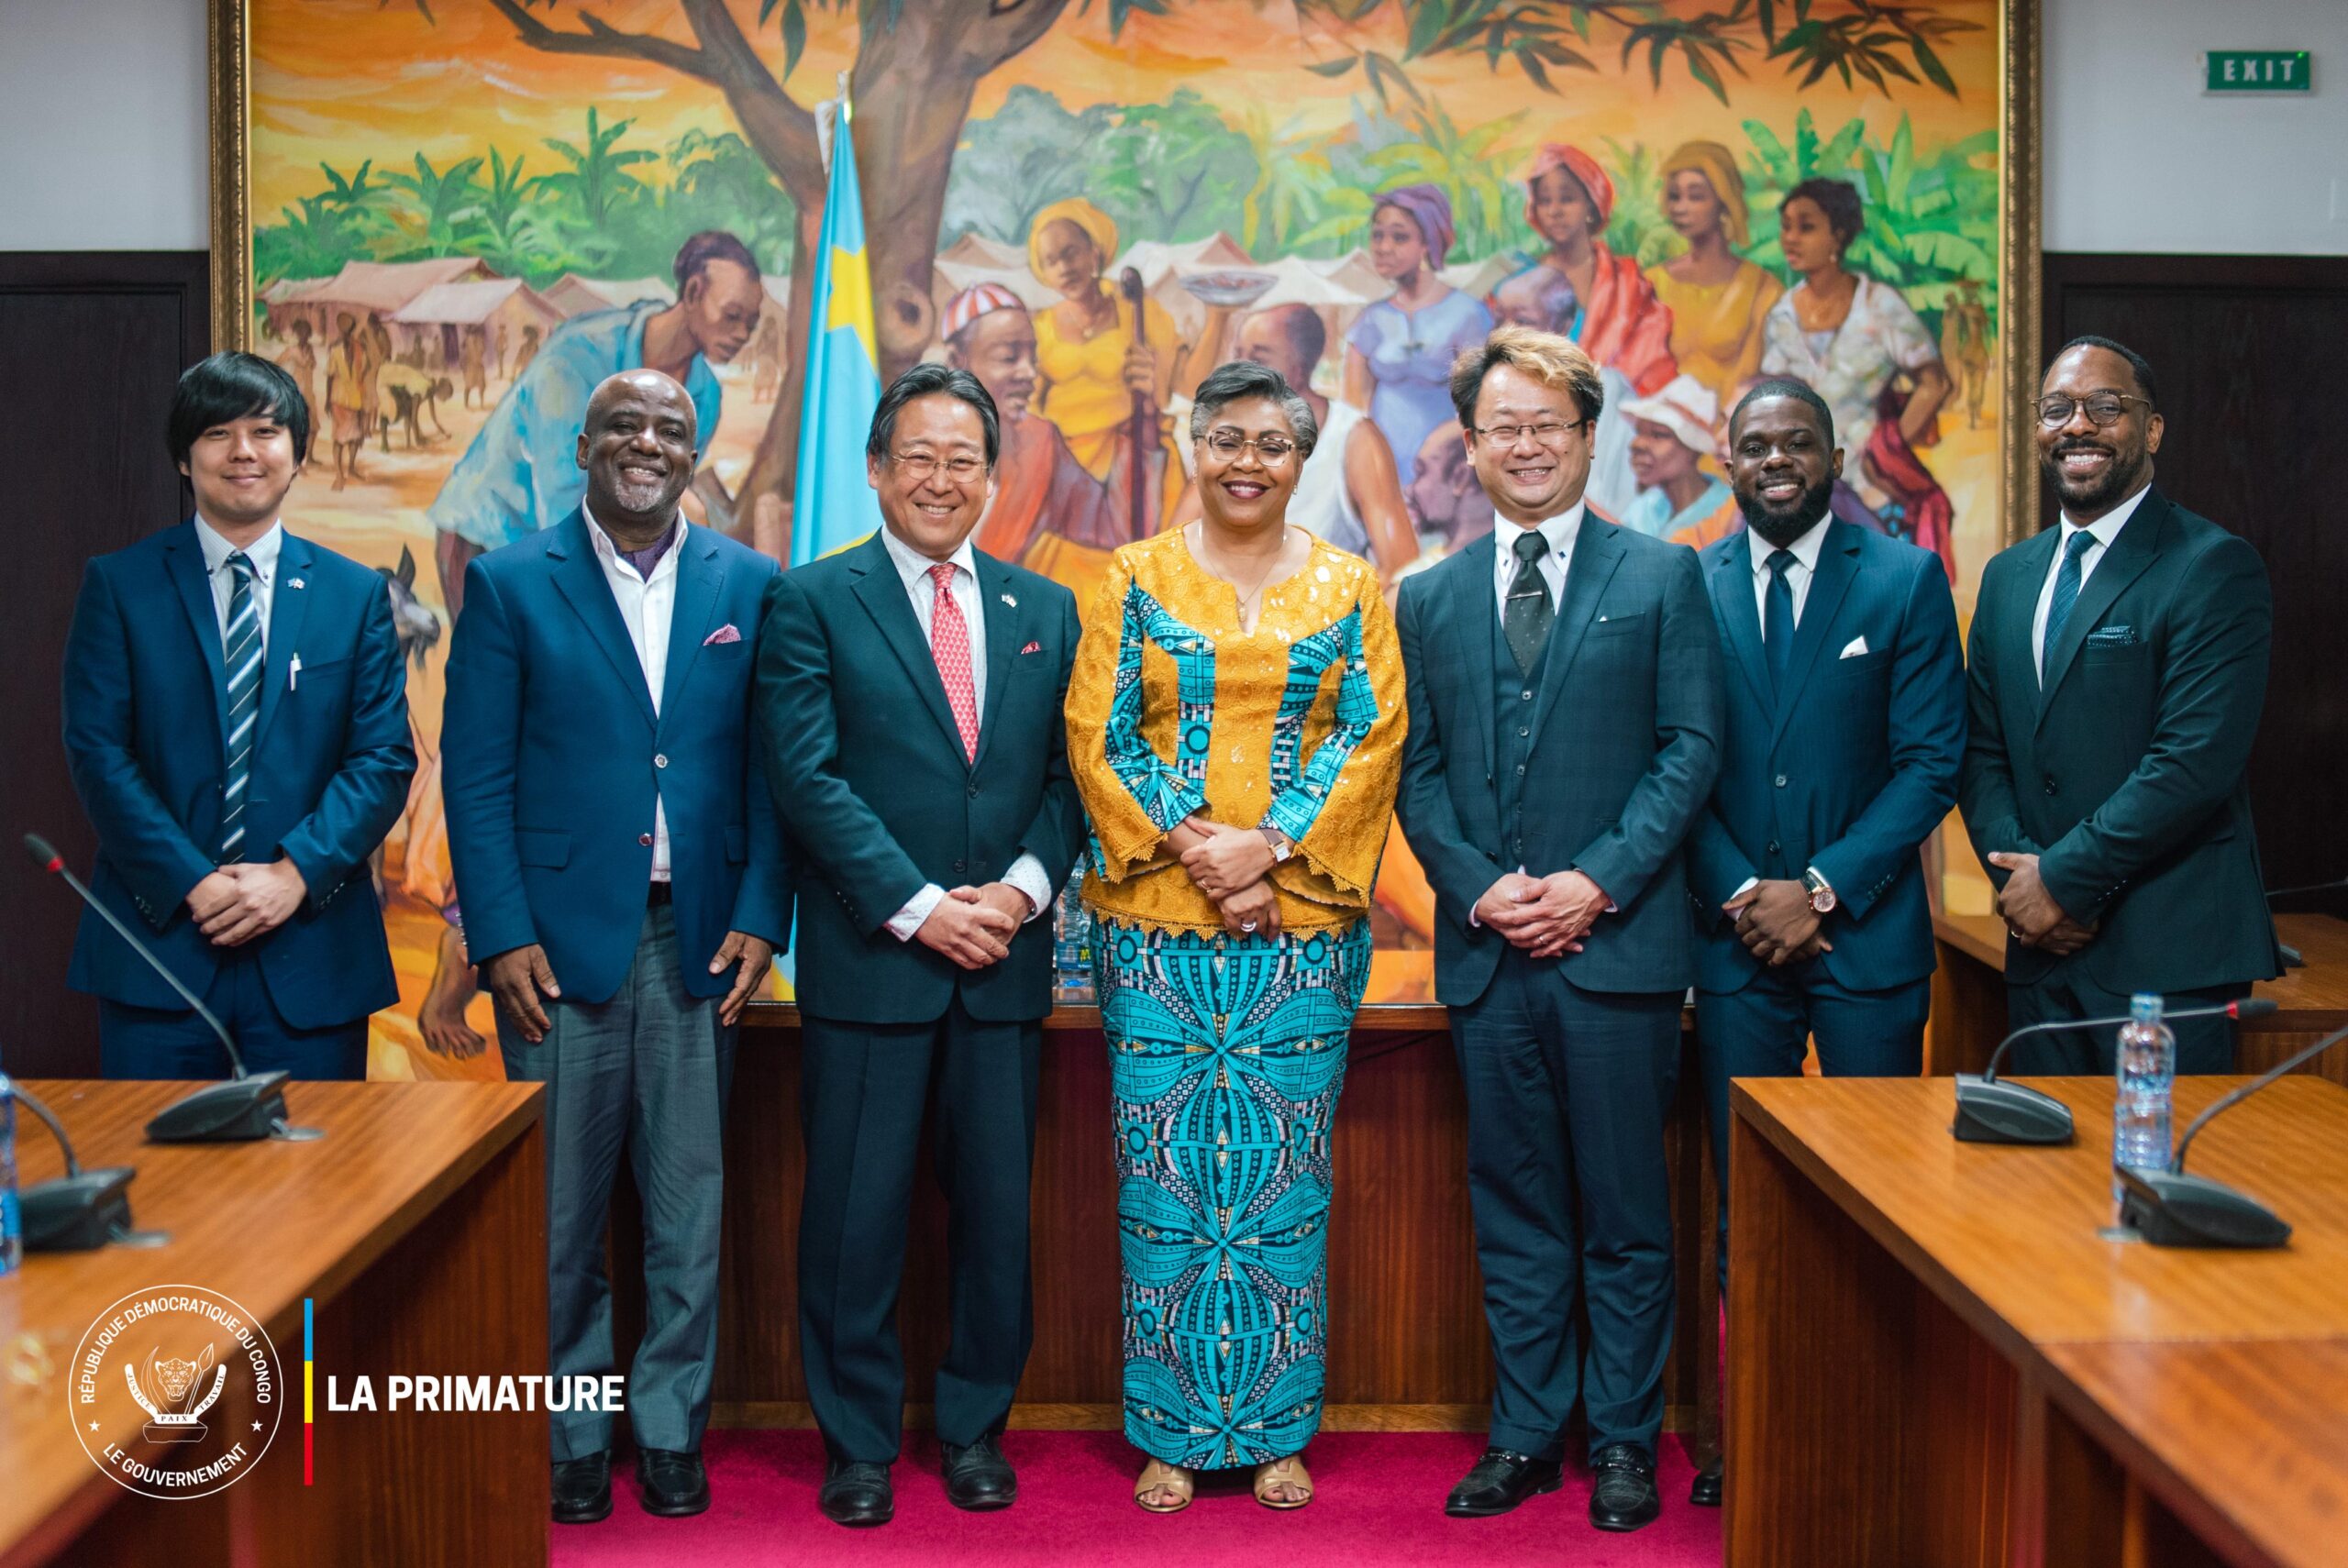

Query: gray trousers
[[498, 901, 736, 1460]]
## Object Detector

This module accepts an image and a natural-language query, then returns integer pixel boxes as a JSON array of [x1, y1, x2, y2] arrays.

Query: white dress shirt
[[583, 505, 681, 881], [2032, 482, 2148, 683], [1490, 501, 1585, 621], [876, 526, 1051, 940], [194, 515, 284, 652], [1746, 512, 1833, 627]]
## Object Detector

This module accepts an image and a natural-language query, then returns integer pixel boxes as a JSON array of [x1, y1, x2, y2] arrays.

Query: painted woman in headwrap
[[1340, 183, 1494, 491], [1027, 197, 1181, 491], [1644, 140, 1785, 405], [1516, 144, 1677, 396], [1760, 177, 1957, 579]]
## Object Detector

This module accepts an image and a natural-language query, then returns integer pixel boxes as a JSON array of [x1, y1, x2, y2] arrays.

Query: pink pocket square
[[1020, 640, 1043, 655], [703, 624, 742, 646]]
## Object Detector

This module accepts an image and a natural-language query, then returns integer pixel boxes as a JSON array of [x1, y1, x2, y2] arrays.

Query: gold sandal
[[1135, 1459, 1195, 1514], [1254, 1454, 1313, 1509]]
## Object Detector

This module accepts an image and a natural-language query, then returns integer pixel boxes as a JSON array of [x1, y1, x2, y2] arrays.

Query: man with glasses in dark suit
[[1959, 336, 2281, 1073]]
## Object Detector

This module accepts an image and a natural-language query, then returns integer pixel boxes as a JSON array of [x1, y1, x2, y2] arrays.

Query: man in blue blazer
[[1683, 380, 1966, 1500], [1960, 337, 2279, 1072], [1396, 327, 1722, 1533], [63, 353, 413, 1080], [756, 365, 1083, 1527], [442, 370, 791, 1525]]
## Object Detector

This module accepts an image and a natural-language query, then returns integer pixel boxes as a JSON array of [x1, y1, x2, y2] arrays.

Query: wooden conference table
[[0, 1080, 545, 1568], [1729, 1072, 2348, 1568]]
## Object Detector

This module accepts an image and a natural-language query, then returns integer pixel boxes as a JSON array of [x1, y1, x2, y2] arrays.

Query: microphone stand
[[8, 1082, 159, 1250], [2117, 1021, 2348, 1248], [1952, 999, 2275, 1146], [24, 834, 318, 1143]]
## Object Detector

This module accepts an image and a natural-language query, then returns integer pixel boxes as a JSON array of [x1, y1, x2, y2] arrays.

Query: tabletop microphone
[[2118, 1020, 2348, 1249], [1952, 997, 2276, 1146], [23, 834, 297, 1143], [6, 1080, 145, 1250]]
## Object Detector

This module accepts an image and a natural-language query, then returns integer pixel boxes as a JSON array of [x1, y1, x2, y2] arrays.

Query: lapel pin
[[1001, 592, 1017, 608], [288, 578, 305, 590]]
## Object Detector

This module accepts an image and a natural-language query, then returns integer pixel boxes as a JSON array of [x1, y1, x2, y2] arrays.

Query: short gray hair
[[1189, 360, 1317, 458]]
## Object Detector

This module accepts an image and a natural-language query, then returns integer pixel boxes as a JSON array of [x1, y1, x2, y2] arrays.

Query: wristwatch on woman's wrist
[[1258, 827, 1295, 864]]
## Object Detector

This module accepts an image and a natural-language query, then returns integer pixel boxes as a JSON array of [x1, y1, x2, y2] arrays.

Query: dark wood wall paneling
[[2040, 254, 2348, 919], [0, 252, 209, 1078]]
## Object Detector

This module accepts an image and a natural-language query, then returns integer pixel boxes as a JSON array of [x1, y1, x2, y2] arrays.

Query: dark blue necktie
[[1764, 548, 1797, 693], [220, 552, 261, 862], [2039, 528, 2099, 684]]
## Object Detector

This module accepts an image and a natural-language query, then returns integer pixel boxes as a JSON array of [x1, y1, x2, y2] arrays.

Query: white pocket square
[[1839, 635, 1870, 658]]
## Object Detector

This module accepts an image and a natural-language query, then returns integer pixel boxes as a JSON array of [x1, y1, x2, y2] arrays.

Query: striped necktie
[[2039, 528, 2099, 684], [221, 551, 261, 861]]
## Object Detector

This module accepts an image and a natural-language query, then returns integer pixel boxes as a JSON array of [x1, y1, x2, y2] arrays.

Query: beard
[[1736, 471, 1836, 548], [2043, 436, 2147, 515]]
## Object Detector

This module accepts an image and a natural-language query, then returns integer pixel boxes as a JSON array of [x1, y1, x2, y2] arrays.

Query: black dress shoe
[[552, 1451, 612, 1525], [1445, 1448, 1564, 1517], [1689, 1457, 1722, 1507], [637, 1448, 710, 1518], [941, 1434, 1017, 1510], [1589, 1443, 1662, 1531], [820, 1459, 894, 1528]]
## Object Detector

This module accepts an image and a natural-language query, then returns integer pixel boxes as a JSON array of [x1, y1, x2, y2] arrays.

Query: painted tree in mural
[[455, 0, 1976, 553]]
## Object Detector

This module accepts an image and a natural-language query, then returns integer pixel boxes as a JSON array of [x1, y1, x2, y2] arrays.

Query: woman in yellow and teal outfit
[[1068, 361, 1404, 1515]]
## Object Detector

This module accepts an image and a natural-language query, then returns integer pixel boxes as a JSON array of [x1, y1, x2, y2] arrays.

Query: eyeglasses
[[1201, 430, 1298, 462], [2035, 392, 2151, 429], [891, 450, 989, 483], [1472, 418, 1589, 447]]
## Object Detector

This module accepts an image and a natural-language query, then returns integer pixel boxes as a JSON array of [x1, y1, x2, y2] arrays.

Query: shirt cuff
[[885, 882, 947, 942], [1001, 855, 1054, 924], [1733, 876, 1760, 900]]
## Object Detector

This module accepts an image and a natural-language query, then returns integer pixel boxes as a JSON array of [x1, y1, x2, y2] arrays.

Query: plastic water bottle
[[0, 1072, 21, 1277], [1052, 870, 1096, 1006], [2112, 993, 2176, 1206]]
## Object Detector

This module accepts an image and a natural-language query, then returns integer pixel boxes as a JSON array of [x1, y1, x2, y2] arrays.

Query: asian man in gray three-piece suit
[[1396, 326, 1722, 1535]]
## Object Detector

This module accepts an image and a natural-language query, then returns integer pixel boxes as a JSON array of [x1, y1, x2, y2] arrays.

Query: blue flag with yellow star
[[789, 97, 883, 567]]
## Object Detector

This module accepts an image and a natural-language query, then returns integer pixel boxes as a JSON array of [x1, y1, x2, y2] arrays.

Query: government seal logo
[[71, 1286, 282, 1499]]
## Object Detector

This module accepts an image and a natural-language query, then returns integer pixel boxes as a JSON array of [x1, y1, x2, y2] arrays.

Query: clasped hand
[[1475, 869, 1609, 957], [1174, 815, 1282, 938], [187, 858, 307, 948], [915, 883, 1031, 971], [1987, 851, 2098, 955], [1723, 879, 1832, 967]]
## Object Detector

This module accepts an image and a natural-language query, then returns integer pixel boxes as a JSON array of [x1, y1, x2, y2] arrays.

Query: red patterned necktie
[[927, 562, 980, 762]]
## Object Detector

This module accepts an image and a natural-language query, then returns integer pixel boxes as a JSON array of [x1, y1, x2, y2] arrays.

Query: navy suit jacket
[[754, 532, 1084, 1025], [1958, 488, 2281, 993], [442, 511, 792, 1005], [1686, 522, 1966, 995], [1395, 518, 1723, 1003], [62, 520, 415, 1027]]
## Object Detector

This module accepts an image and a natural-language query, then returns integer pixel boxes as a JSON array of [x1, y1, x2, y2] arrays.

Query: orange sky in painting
[[251, 0, 2001, 218]]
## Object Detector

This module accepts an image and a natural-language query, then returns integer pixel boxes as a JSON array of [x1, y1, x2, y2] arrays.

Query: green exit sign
[[2205, 50, 2312, 93]]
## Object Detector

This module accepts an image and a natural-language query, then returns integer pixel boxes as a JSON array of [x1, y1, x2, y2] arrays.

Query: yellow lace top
[[1066, 529, 1405, 934]]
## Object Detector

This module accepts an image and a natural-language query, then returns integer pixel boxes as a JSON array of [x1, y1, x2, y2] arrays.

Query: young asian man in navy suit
[[1683, 379, 1967, 1504], [62, 353, 414, 1080]]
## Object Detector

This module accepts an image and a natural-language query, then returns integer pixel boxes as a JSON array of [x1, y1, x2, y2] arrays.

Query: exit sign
[[2205, 50, 2312, 93]]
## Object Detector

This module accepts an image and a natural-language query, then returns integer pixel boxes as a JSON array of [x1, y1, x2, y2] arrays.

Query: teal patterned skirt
[[1092, 914, 1374, 1468]]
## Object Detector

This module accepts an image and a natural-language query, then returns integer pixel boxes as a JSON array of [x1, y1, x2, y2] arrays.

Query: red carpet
[[552, 1430, 1719, 1566]]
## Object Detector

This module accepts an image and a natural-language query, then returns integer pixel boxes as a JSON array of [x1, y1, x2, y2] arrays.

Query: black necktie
[[1764, 548, 1797, 693], [1504, 530, 1554, 673]]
